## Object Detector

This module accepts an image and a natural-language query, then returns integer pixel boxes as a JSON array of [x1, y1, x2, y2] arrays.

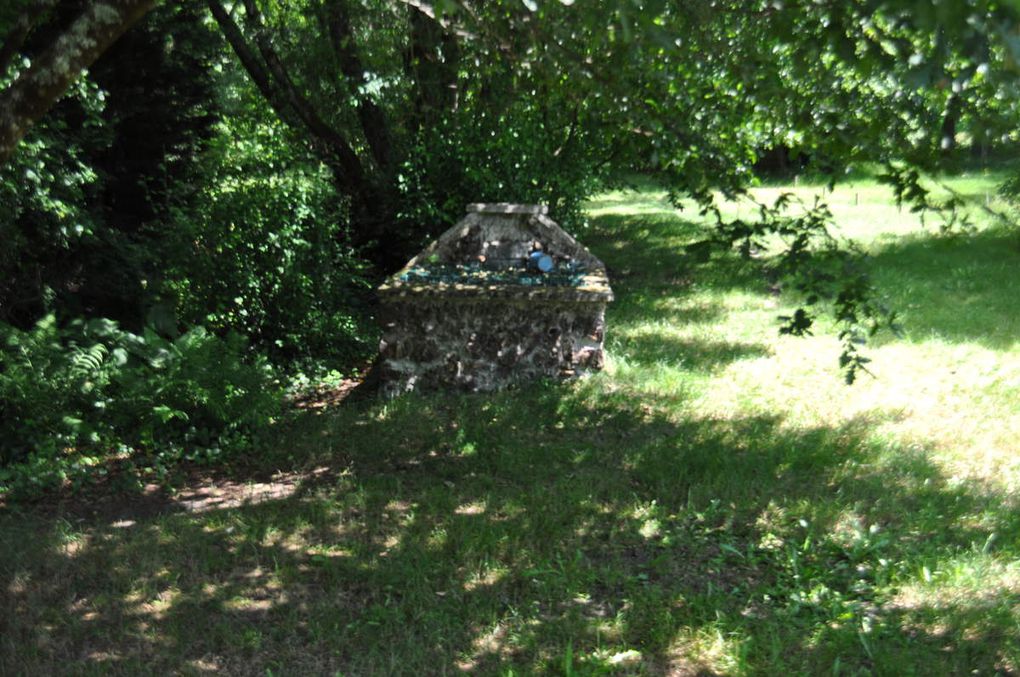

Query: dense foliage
[[0, 316, 281, 496], [1, 0, 1019, 494], [0, 3, 376, 493]]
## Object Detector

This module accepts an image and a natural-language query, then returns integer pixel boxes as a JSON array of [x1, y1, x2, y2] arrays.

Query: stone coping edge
[[378, 287, 614, 303], [466, 203, 549, 215]]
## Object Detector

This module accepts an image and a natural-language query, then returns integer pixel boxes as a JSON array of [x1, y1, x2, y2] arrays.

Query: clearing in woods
[[2, 175, 1019, 675]]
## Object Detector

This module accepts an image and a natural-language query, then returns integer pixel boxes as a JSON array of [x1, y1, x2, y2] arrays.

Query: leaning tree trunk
[[0, 0, 158, 164], [940, 93, 961, 155], [209, 0, 411, 271], [343, 176, 410, 273]]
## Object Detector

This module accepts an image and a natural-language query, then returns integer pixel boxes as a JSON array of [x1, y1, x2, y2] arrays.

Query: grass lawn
[[3, 176, 1020, 675]]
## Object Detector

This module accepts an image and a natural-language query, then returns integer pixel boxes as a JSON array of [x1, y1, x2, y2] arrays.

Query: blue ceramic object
[[529, 252, 555, 272]]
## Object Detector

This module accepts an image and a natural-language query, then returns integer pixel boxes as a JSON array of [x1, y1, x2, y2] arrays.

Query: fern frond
[[69, 343, 109, 377]]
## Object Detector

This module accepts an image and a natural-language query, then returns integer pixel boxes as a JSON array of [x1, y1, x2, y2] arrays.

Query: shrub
[[0, 315, 283, 496], [161, 113, 377, 374]]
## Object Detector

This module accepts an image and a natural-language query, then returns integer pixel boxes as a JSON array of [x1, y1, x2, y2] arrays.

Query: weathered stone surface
[[377, 204, 612, 396], [378, 298, 606, 396]]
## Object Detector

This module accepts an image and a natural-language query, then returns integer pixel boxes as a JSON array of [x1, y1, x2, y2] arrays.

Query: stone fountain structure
[[376, 203, 613, 396]]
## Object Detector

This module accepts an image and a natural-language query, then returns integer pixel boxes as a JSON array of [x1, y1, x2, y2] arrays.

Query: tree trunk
[[325, 1, 395, 175], [0, 0, 59, 77], [940, 93, 960, 155], [405, 5, 460, 133], [210, 0, 407, 269]]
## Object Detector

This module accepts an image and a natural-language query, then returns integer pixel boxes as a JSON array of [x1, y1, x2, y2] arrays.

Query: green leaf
[[153, 405, 189, 424]]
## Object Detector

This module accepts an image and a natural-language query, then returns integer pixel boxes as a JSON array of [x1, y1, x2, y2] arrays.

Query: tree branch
[[206, 0, 289, 122], [0, 0, 158, 164], [405, 4, 460, 132], [208, 0, 366, 191], [0, 0, 59, 77]]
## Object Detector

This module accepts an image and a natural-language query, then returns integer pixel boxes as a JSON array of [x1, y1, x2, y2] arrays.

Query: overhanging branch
[[0, 0, 158, 164], [0, 0, 59, 77]]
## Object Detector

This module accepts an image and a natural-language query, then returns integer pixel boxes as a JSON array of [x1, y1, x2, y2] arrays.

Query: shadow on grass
[[613, 333, 770, 371], [868, 225, 1020, 349], [586, 211, 773, 339], [2, 385, 1018, 674], [588, 207, 774, 374], [588, 211, 769, 293], [590, 192, 1020, 355]]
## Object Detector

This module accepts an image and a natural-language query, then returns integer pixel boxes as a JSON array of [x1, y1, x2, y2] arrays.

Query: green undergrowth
[[2, 179, 1019, 675], [0, 318, 283, 498]]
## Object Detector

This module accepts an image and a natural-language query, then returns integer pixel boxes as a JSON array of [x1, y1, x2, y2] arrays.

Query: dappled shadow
[[588, 194, 1020, 356], [799, 588, 1020, 674], [3, 383, 1019, 674], [584, 210, 774, 339], [867, 225, 1020, 349], [586, 203, 777, 377], [588, 211, 770, 294], [613, 333, 770, 371], [3, 194, 1019, 674]]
